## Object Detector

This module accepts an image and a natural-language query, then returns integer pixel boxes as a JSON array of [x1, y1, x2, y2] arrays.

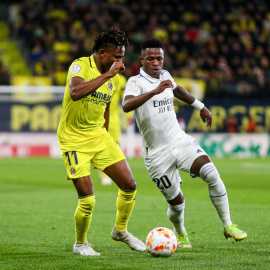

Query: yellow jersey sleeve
[[67, 59, 89, 82]]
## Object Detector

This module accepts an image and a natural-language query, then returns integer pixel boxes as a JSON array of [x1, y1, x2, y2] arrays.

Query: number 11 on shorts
[[65, 151, 78, 166]]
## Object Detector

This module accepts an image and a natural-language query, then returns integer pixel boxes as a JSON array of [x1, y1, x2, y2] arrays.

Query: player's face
[[140, 48, 164, 78], [101, 46, 125, 72]]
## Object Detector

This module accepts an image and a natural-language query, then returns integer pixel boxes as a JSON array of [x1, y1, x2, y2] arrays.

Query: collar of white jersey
[[139, 68, 164, 83]]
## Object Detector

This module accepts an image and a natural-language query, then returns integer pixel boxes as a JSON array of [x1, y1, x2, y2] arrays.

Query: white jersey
[[124, 68, 185, 158]]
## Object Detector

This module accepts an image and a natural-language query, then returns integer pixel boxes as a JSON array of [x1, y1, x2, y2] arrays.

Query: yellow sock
[[74, 195, 95, 244], [115, 189, 136, 232]]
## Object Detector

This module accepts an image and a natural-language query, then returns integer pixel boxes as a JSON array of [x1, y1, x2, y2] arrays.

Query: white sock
[[167, 202, 186, 234], [200, 163, 232, 228]]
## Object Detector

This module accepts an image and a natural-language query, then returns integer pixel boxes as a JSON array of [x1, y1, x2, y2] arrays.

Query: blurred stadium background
[[1, 2, 270, 268], [0, 0, 270, 158]]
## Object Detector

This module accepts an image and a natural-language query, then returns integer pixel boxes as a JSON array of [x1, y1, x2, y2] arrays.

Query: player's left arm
[[104, 102, 111, 131], [173, 85, 212, 127]]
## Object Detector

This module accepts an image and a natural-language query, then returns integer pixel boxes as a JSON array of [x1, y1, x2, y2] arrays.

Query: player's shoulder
[[69, 57, 89, 70], [160, 69, 172, 78], [67, 57, 90, 77], [71, 57, 89, 66], [127, 74, 144, 84], [125, 75, 143, 95]]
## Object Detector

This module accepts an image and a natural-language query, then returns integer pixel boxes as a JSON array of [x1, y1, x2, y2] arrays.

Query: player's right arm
[[122, 80, 173, 112], [70, 61, 125, 101]]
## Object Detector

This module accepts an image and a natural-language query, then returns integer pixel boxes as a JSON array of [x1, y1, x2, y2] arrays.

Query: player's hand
[[200, 107, 212, 127], [108, 61, 125, 77], [153, 80, 174, 94]]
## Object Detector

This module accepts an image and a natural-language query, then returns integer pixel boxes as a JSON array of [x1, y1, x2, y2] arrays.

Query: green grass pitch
[[0, 157, 269, 270]]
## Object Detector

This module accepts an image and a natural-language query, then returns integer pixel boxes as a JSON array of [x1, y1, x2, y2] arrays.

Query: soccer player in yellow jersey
[[57, 28, 146, 256]]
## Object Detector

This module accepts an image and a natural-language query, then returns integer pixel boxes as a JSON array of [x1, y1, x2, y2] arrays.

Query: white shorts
[[144, 134, 207, 201]]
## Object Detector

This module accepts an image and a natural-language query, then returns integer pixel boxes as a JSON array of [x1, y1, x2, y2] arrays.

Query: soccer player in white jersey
[[122, 38, 247, 248]]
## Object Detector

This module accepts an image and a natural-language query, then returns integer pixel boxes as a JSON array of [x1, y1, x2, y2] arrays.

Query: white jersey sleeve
[[124, 77, 143, 97]]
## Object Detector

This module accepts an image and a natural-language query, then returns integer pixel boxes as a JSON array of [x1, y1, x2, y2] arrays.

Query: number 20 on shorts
[[153, 175, 172, 189]]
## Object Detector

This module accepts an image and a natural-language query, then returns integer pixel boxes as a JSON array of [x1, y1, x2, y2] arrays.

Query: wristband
[[191, 99, 204, 110]]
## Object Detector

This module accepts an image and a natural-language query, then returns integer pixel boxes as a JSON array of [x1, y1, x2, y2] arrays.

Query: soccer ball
[[146, 227, 177, 257]]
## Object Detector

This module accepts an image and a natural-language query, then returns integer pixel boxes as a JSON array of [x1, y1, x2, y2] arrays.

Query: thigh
[[60, 128, 107, 179], [176, 135, 208, 176], [168, 191, 185, 205], [62, 150, 94, 179], [190, 155, 211, 177], [72, 176, 95, 197], [146, 154, 182, 201], [92, 138, 125, 172], [104, 159, 136, 190], [62, 151, 95, 197]]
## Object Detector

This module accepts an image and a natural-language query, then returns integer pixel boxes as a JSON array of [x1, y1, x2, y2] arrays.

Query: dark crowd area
[[1, 0, 270, 98]]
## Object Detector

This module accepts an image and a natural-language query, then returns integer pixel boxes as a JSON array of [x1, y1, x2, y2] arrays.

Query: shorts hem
[[67, 173, 90, 180], [188, 152, 209, 176], [163, 189, 180, 201], [98, 156, 126, 172]]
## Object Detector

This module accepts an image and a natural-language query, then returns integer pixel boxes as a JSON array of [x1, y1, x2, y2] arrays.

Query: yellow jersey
[[108, 74, 126, 142], [57, 55, 119, 150]]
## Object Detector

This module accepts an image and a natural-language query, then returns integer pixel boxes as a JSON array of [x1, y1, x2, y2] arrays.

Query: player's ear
[[140, 55, 144, 65], [99, 49, 105, 59]]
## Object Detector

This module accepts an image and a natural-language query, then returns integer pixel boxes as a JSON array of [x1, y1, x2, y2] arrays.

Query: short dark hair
[[92, 27, 129, 52], [141, 38, 163, 51]]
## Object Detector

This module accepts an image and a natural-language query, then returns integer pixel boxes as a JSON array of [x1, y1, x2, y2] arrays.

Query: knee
[[168, 192, 185, 205], [117, 180, 137, 191], [125, 179, 137, 191]]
